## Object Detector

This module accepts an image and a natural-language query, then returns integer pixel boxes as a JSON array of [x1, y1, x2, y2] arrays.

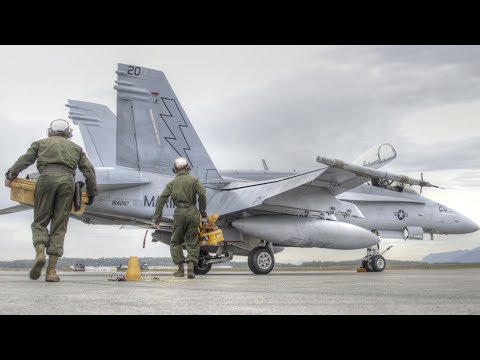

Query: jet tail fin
[[66, 100, 116, 167], [114, 64, 222, 182]]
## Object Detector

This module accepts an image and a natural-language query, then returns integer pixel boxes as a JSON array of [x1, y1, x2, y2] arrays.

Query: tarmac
[[1, 269, 479, 314]]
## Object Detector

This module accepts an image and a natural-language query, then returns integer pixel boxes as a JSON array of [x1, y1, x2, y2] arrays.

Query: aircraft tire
[[194, 250, 212, 275], [248, 247, 275, 274], [372, 255, 386, 272], [365, 259, 375, 272], [361, 260, 370, 272]]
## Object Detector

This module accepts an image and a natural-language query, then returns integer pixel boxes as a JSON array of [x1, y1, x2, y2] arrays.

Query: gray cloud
[[447, 171, 480, 189], [394, 137, 480, 172], [315, 45, 480, 108], [194, 46, 480, 175], [372, 45, 480, 69]]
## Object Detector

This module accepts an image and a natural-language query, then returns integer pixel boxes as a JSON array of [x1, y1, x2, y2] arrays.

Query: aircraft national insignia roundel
[[394, 209, 408, 220]]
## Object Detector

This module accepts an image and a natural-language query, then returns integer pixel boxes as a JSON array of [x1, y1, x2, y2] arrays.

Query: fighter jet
[[2, 64, 478, 275]]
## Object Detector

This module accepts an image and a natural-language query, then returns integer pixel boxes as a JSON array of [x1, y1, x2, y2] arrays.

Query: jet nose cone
[[472, 221, 480, 233], [464, 216, 479, 233]]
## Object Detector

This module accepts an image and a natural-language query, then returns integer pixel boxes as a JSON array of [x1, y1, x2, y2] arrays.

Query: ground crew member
[[152, 157, 207, 279], [4, 119, 97, 282]]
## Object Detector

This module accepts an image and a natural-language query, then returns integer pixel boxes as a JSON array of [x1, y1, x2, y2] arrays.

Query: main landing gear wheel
[[194, 250, 212, 275], [248, 246, 275, 274]]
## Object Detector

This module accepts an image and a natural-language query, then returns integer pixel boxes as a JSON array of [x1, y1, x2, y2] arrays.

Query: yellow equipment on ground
[[126, 256, 142, 281], [198, 212, 224, 246], [9, 178, 88, 216]]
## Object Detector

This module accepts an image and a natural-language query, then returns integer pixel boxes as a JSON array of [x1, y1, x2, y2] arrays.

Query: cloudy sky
[[0, 45, 479, 262]]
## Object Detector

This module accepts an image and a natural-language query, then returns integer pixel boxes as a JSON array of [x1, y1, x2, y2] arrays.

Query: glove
[[152, 215, 161, 229], [200, 212, 208, 226], [4, 170, 15, 188], [86, 195, 95, 205], [5, 170, 16, 180]]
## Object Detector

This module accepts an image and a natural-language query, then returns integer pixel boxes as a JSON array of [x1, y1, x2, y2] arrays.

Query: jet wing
[[207, 168, 328, 215], [310, 166, 368, 195], [315, 156, 441, 196], [0, 204, 32, 215]]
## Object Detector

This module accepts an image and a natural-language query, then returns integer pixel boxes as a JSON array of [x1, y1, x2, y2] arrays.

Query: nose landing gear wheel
[[248, 246, 275, 274], [361, 245, 389, 272], [362, 259, 374, 272], [372, 255, 386, 272]]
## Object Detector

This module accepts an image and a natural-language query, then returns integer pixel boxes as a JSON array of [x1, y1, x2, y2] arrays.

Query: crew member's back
[[5, 119, 97, 282]]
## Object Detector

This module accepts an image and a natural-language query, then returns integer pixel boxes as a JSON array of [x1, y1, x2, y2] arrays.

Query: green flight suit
[[8, 135, 97, 257], [153, 170, 207, 265]]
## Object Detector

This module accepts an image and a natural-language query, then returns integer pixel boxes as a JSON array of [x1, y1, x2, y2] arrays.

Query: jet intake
[[403, 226, 424, 240], [232, 215, 379, 250]]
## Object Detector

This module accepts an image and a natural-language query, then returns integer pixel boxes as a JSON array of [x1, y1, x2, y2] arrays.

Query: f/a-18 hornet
[[3, 64, 478, 274]]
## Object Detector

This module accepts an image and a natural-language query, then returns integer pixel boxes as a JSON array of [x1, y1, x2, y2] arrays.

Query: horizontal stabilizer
[[0, 204, 32, 215], [71, 211, 166, 228], [97, 182, 150, 192]]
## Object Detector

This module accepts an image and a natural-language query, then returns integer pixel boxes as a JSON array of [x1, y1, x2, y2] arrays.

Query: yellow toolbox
[[10, 178, 89, 216], [198, 212, 224, 246]]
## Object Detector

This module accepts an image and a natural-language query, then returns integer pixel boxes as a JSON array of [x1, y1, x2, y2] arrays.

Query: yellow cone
[[126, 256, 141, 281]]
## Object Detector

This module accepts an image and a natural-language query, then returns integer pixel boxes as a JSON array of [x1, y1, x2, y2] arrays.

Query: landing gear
[[194, 250, 212, 275], [194, 243, 233, 275], [361, 244, 391, 272], [371, 255, 386, 272], [362, 259, 375, 272], [248, 246, 275, 274]]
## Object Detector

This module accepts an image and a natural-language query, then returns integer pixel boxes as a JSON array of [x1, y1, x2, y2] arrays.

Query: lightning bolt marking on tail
[[159, 97, 193, 166]]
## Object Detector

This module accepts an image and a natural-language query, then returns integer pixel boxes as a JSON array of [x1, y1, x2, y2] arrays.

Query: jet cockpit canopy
[[354, 143, 397, 169]]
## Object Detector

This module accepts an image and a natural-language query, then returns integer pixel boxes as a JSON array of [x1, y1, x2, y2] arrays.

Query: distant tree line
[[0, 257, 174, 269], [0, 257, 424, 269]]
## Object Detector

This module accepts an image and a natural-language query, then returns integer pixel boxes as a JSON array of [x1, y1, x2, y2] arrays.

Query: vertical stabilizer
[[66, 100, 116, 167], [114, 64, 221, 182]]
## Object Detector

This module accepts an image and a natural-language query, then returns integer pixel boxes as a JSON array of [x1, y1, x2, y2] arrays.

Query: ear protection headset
[[48, 119, 73, 138], [172, 164, 192, 173]]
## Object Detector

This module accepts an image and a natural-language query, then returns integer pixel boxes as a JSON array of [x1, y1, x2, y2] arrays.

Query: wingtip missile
[[316, 156, 336, 167], [316, 155, 443, 189]]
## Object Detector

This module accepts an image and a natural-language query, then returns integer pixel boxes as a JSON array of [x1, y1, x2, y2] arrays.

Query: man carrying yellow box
[[5, 119, 97, 282]]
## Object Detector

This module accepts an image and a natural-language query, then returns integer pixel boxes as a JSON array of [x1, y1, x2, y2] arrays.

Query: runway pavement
[[1, 269, 479, 314]]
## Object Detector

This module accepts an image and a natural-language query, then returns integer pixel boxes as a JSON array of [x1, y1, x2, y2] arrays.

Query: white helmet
[[173, 157, 190, 172], [48, 119, 73, 138]]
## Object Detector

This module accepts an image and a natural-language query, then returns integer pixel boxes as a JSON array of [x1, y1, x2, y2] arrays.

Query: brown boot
[[187, 262, 195, 279], [45, 255, 60, 282], [29, 244, 46, 280], [173, 263, 185, 277]]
